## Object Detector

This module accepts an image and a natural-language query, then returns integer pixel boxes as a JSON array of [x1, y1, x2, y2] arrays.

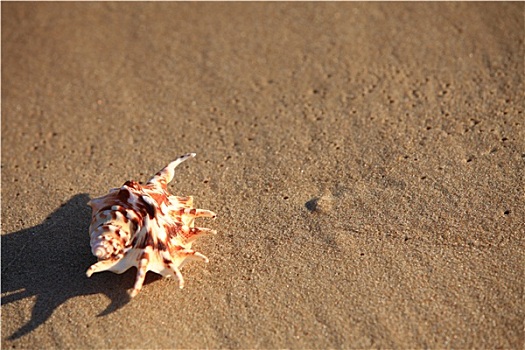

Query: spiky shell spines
[[86, 153, 217, 297]]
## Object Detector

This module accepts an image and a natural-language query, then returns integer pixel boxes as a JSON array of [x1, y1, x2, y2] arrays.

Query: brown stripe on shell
[[165, 223, 181, 238], [133, 195, 157, 219], [110, 210, 129, 223], [123, 180, 141, 190], [117, 187, 131, 204], [156, 239, 167, 251], [177, 196, 192, 204], [133, 229, 155, 250], [147, 191, 170, 207]]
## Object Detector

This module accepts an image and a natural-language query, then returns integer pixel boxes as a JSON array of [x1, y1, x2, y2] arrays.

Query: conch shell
[[86, 153, 216, 297]]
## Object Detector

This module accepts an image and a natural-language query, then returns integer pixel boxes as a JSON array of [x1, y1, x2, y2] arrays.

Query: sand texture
[[2, 2, 524, 348]]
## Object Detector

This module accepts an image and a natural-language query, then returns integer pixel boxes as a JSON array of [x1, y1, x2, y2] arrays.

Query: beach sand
[[2, 2, 523, 348]]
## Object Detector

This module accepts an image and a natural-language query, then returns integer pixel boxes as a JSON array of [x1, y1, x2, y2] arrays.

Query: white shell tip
[[93, 246, 106, 259]]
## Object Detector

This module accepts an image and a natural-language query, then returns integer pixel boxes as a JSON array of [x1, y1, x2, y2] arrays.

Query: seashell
[[86, 153, 217, 297]]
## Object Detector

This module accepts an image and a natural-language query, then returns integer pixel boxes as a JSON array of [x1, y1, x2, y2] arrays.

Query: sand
[[2, 2, 523, 348]]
